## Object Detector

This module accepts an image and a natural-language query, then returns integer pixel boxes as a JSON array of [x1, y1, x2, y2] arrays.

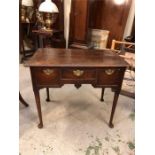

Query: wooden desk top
[[25, 48, 128, 67]]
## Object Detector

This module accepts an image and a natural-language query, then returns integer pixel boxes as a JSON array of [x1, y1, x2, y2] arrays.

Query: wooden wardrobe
[[69, 0, 132, 48]]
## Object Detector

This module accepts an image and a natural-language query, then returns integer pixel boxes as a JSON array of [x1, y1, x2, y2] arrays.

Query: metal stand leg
[[34, 89, 43, 128], [100, 88, 105, 101], [109, 90, 120, 128]]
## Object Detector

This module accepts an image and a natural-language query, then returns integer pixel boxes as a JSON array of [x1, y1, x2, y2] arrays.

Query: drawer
[[32, 67, 60, 86], [97, 68, 125, 86], [62, 68, 96, 80]]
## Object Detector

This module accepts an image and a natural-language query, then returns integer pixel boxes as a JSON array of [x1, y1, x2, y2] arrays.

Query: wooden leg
[[19, 92, 29, 107], [46, 87, 50, 102], [100, 88, 105, 101], [109, 90, 120, 128], [34, 89, 43, 128]]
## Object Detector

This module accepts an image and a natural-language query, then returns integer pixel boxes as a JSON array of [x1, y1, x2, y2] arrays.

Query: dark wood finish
[[109, 90, 120, 128], [62, 68, 96, 80], [97, 68, 125, 86], [100, 88, 105, 102], [33, 88, 43, 128], [32, 29, 65, 48], [69, 0, 92, 48], [25, 48, 128, 67], [46, 88, 50, 101], [25, 48, 128, 128], [89, 0, 132, 48], [52, 0, 64, 32], [31, 67, 61, 86], [19, 92, 29, 107]]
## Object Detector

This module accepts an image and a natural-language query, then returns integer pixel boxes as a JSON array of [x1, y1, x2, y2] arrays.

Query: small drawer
[[32, 67, 60, 86], [97, 68, 125, 86], [62, 68, 96, 80]]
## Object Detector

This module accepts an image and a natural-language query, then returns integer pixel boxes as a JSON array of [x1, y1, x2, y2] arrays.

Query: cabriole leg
[[100, 87, 105, 101], [46, 87, 50, 102], [109, 90, 120, 128], [34, 89, 43, 128]]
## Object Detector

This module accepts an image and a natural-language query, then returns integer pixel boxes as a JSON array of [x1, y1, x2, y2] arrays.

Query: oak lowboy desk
[[25, 48, 128, 128]]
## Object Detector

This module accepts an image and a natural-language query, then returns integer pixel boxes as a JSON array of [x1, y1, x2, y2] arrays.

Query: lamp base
[[44, 13, 53, 30], [21, 6, 26, 22]]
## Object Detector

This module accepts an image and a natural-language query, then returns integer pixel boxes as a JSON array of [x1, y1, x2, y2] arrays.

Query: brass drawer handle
[[105, 69, 115, 75], [43, 69, 54, 75], [73, 70, 84, 77]]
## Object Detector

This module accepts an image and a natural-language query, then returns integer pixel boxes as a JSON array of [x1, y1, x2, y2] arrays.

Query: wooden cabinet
[[69, 0, 132, 49], [69, 0, 92, 49], [89, 0, 132, 48]]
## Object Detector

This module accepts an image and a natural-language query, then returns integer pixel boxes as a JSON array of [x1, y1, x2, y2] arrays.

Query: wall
[[123, 0, 135, 38], [64, 0, 72, 48]]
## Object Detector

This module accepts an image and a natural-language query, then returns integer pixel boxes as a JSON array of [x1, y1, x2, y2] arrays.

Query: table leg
[[19, 92, 29, 107], [100, 88, 105, 101], [34, 89, 43, 128], [46, 87, 50, 102], [109, 90, 120, 128]]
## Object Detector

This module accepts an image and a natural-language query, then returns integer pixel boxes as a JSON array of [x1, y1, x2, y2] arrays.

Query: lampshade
[[22, 0, 33, 6], [39, 0, 59, 13]]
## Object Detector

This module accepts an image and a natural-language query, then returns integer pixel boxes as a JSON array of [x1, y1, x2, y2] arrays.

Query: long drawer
[[61, 68, 96, 81]]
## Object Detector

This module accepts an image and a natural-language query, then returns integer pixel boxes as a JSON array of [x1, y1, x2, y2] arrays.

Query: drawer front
[[32, 68, 60, 86], [97, 68, 125, 86], [62, 68, 96, 81]]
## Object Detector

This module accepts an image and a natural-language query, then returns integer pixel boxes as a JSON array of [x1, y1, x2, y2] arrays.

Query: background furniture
[[20, 22, 36, 61], [111, 39, 135, 98], [19, 0, 65, 60], [69, 0, 133, 49], [19, 92, 29, 107], [25, 48, 128, 128], [19, 0, 36, 61], [89, 0, 133, 48], [69, 0, 92, 49], [32, 29, 65, 48], [111, 39, 135, 70]]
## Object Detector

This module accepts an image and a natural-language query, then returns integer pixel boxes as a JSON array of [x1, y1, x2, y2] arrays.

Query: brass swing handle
[[73, 70, 84, 77], [105, 69, 115, 75], [43, 69, 54, 75]]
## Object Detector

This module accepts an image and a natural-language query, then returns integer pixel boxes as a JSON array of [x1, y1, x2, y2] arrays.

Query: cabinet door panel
[[70, 0, 90, 46]]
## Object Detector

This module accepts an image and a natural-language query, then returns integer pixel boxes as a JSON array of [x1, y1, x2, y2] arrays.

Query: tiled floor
[[19, 64, 135, 155]]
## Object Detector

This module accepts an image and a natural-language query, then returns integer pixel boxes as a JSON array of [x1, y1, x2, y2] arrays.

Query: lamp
[[39, 0, 59, 31], [21, 0, 34, 22], [113, 0, 126, 5]]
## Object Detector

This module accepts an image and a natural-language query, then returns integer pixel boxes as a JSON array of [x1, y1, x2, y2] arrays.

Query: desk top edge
[[25, 48, 129, 67]]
